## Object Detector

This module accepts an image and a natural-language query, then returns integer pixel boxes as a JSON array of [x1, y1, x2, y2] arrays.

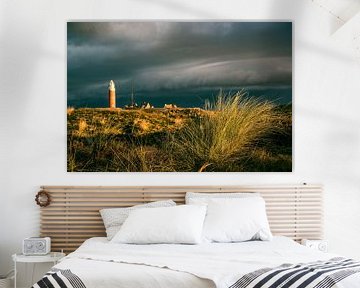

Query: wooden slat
[[39, 184, 323, 253]]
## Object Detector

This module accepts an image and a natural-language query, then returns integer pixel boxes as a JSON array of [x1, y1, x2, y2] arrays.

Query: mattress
[[35, 237, 360, 288]]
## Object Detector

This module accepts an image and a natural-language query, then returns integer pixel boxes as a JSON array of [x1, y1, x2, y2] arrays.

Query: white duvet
[[53, 237, 360, 288]]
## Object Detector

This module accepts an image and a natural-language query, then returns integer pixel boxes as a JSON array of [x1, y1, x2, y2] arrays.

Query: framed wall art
[[67, 21, 292, 172]]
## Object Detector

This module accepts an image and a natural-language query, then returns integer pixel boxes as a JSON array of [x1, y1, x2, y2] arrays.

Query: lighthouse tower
[[108, 80, 116, 109]]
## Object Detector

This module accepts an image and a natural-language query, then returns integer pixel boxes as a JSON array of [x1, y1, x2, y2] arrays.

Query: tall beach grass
[[169, 91, 285, 171], [67, 91, 291, 172]]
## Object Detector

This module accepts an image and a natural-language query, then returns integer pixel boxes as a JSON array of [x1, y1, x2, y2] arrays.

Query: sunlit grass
[[169, 91, 285, 171], [67, 91, 291, 172], [67, 106, 75, 115]]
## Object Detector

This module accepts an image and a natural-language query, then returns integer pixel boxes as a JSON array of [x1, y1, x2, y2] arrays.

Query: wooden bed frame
[[39, 185, 323, 253]]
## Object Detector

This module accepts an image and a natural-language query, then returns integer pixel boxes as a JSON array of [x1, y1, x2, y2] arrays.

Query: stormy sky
[[67, 22, 292, 108]]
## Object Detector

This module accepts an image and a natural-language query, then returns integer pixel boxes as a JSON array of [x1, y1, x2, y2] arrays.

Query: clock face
[[318, 242, 327, 252], [36, 241, 45, 250], [26, 242, 33, 249]]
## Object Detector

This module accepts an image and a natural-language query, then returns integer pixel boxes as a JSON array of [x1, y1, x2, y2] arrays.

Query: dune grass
[[168, 91, 287, 171], [67, 91, 291, 172]]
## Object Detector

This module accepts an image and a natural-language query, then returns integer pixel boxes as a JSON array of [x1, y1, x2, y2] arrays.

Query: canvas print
[[67, 22, 292, 172]]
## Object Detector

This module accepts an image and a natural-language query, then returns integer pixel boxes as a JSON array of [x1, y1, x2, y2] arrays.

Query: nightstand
[[301, 239, 328, 252], [12, 252, 65, 288]]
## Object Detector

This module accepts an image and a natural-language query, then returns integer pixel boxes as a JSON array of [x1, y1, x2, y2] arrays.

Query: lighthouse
[[108, 80, 116, 109]]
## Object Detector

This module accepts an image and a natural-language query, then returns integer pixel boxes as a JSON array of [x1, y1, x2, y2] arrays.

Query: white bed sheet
[[54, 236, 360, 288], [56, 258, 214, 288]]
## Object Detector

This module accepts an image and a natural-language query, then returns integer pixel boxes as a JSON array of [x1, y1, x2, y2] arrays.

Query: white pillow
[[186, 192, 259, 204], [111, 205, 207, 244], [100, 200, 176, 240], [202, 197, 272, 243]]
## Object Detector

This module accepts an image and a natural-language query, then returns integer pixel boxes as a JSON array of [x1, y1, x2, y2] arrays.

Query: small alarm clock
[[23, 237, 51, 255], [301, 239, 328, 252]]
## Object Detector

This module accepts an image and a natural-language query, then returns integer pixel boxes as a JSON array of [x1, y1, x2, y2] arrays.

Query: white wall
[[1, 0, 360, 286]]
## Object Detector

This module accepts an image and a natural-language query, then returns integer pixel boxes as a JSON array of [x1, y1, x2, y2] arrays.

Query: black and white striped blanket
[[32, 258, 360, 288], [32, 268, 86, 288], [230, 257, 360, 288]]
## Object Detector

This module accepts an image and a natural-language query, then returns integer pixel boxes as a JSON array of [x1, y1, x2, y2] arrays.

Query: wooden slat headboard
[[39, 185, 323, 253]]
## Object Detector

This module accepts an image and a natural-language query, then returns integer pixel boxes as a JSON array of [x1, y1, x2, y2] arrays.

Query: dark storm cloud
[[67, 22, 292, 105]]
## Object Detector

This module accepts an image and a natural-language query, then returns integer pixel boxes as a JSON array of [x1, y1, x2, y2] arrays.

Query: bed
[[33, 236, 360, 288], [33, 185, 360, 288]]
